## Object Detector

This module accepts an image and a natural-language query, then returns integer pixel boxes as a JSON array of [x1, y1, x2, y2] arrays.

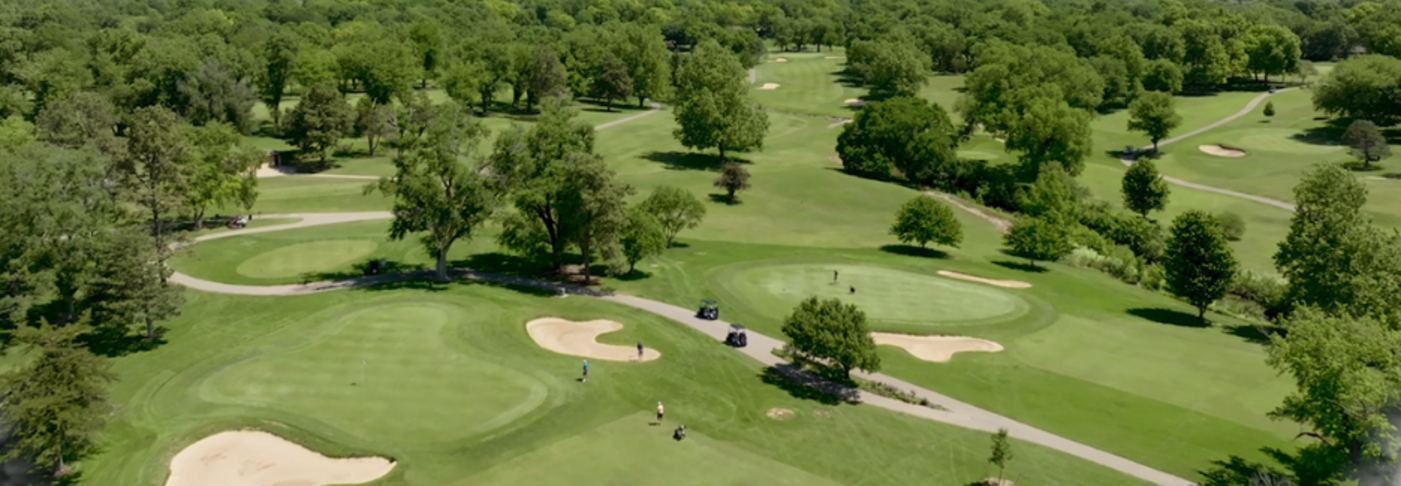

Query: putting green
[[236, 239, 378, 279], [1223, 128, 1344, 155], [201, 303, 547, 443], [724, 264, 1029, 328], [462, 413, 844, 486]]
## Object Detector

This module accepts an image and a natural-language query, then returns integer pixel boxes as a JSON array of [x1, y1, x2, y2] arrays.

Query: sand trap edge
[[525, 317, 661, 362], [1198, 144, 1246, 157], [757, 83, 781, 90], [937, 270, 1031, 289], [870, 332, 1004, 363], [165, 430, 394, 486], [844, 98, 867, 106]]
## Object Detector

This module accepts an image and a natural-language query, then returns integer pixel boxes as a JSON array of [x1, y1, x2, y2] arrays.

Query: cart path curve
[[169, 215, 1191, 486], [1119, 90, 1296, 212]]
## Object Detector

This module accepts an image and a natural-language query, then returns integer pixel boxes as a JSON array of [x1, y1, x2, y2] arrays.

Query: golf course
[[3, 1, 1399, 485]]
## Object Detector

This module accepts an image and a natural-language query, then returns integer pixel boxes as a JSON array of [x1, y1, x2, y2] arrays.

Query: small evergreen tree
[[0, 320, 116, 475], [1263, 101, 1275, 118], [285, 83, 352, 163]]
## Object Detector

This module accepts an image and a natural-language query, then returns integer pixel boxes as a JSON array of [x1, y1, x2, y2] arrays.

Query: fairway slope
[[527, 318, 661, 361], [937, 270, 1030, 288], [165, 430, 394, 486], [872, 332, 1004, 362]]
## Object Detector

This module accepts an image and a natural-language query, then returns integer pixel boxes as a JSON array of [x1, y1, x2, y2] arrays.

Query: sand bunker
[[526, 318, 661, 362], [766, 408, 795, 420], [165, 430, 394, 486], [937, 270, 1030, 288], [844, 98, 867, 107], [774, 57, 788, 62], [1198, 144, 1246, 157], [757, 83, 780, 90], [871, 333, 1004, 362]]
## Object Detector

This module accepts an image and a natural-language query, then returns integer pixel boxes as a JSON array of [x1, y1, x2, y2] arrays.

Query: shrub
[[1064, 245, 1143, 285], [1214, 211, 1246, 241], [1107, 214, 1165, 262], [1230, 269, 1288, 318]]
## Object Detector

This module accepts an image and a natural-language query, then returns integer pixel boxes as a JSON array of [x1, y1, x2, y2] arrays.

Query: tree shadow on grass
[[1223, 323, 1281, 345], [353, 275, 449, 293], [612, 269, 652, 281], [991, 260, 1048, 273], [830, 70, 864, 89], [879, 244, 950, 259], [79, 326, 168, 358], [708, 193, 741, 205], [453, 252, 550, 278], [640, 151, 752, 171], [301, 260, 417, 283], [1127, 307, 1210, 328], [457, 277, 560, 297], [758, 364, 858, 406], [1289, 119, 1349, 147], [1382, 172, 1401, 180]]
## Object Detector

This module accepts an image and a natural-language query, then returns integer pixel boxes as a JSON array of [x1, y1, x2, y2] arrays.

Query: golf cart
[[364, 258, 386, 276], [696, 299, 719, 320], [725, 323, 748, 348]]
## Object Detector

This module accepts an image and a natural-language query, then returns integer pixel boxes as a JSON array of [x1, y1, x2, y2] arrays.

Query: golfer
[[833, 270, 838, 282], [581, 360, 589, 382], [637, 342, 644, 360], [849, 285, 856, 294], [656, 401, 665, 423]]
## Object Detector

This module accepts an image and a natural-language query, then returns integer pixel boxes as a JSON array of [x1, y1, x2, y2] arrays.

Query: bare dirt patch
[[165, 430, 394, 486], [926, 192, 1011, 233], [936, 270, 1030, 289], [844, 98, 867, 107], [526, 318, 661, 362], [766, 407, 795, 420], [1198, 144, 1246, 157], [757, 83, 780, 90], [871, 332, 1004, 363]]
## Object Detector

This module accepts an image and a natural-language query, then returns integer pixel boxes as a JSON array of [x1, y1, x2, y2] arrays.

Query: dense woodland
[[1, 0, 1400, 483]]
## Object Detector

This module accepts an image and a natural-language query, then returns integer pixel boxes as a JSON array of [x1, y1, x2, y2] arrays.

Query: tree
[[119, 106, 189, 270], [850, 39, 930, 97], [0, 320, 116, 474], [621, 207, 665, 273], [591, 53, 632, 112], [559, 152, 634, 282], [1003, 216, 1071, 268], [1263, 101, 1276, 118], [525, 45, 567, 112], [1001, 92, 1095, 177], [672, 39, 769, 160], [440, 59, 495, 115], [35, 92, 120, 155], [1122, 158, 1171, 218], [285, 83, 352, 163], [1018, 162, 1080, 221], [1214, 212, 1246, 242], [490, 99, 597, 272], [0, 115, 33, 151], [408, 21, 443, 89], [291, 46, 338, 89], [355, 97, 394, 157], [1312, 55, 1401, 126], [714, 162, 751, 204], [640, 186, 706, 248], [1246, 24, 1302, 84], [615, 23, 671, 108], [889, 196, 962, 249], [256, 31, 299, 129], [371, 103, 494, 282], [1127, 91, 1182, 152], [989, 428, 1014, 486], [1275, 163, 1398, 319], [183, 122, 261, 228], [359, 40, 417, 105], [780, 297, 880, 379], [86, 228, 185, 340], [176, 60, 256, 133], [835, 96, 957, 183], [1343, 119, 1390, 169], [1164, 210, 1238, 322], [1142, 59, 1183, 94], [1266, 308, 1401, 483]]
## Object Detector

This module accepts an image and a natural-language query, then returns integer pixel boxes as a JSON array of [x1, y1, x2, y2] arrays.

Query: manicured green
[[235, 239, 380, 279], [79, 285, 1151, 485]]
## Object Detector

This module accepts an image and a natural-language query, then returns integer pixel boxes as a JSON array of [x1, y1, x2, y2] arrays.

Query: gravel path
[[1119, 90, 1297, 212]]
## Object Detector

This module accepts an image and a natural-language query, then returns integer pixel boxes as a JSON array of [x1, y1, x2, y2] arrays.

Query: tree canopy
[[781, 296, 881, 379], [672, 39, 768, 160], [890, 196, 962, 249], [1127, 91, 1182, 151], [640, 186, 707, 248], [836, 96, 957, 184], [1121, 158, 1170, 218], [1164, 210, 1238, 322]]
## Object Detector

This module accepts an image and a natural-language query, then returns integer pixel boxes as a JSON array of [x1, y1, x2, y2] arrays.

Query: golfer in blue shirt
[[581, 360, 589, 382]]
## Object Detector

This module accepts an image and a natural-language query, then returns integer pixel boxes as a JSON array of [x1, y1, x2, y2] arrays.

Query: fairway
[[236, 240, 380, 279], [723, 264, 1030, 328]]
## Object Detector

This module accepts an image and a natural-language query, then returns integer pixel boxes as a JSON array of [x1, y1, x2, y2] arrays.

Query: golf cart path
[[169, 216, 1191, 486], [1118, 90, 1296, 212]]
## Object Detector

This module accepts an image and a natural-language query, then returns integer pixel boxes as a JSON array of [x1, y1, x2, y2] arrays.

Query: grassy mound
[[236, 240, 379, 279]]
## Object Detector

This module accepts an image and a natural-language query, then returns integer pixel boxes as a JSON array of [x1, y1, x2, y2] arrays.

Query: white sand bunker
[[937, 270, 1030, 289], [526, 318, 661, 362], [1199, 144, 1246, 157], [844, 98, 867, 107], [165, 430, 394, 486], [871, 333, 1004, 362], [757, 83, 780, 90], [774, 57, 788, 62]]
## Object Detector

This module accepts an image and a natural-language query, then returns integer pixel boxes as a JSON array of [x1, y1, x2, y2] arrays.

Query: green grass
[[170, 219, 502, 285], [720, 263, 1031, 329], [78, 285, 1152, 485]]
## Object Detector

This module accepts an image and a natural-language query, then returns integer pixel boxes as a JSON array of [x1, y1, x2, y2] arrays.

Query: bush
[[1215, 211, 1246, 241], [1069, 224, 1113, 255], [1230, 269, 1287, 318], [1064, 245, 1143, 285], [1107, 215, 1165, 262]]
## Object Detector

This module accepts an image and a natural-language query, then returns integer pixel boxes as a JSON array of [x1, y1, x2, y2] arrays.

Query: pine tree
[[0, 320, 116, 475]]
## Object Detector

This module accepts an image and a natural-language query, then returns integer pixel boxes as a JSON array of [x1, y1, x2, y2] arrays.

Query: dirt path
[[926, 191, 1012, 233], [1119, 90, 1296, 212], [168, 215, 1191, 486]]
